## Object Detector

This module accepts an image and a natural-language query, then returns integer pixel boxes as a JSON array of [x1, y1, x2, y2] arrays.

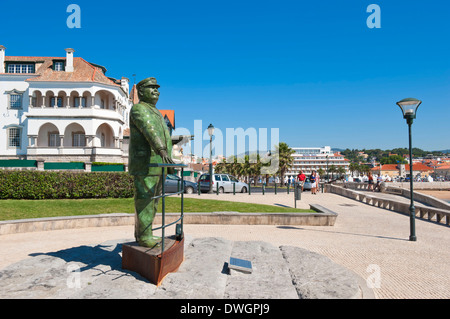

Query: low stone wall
[[325, 184, 450, 226], [342, 182, 450, 210], [344, 181, 450, 191], [0, 214, 134, 235], [384, 186, 450, 211], [390, 181, 450, 190], [0, 207, 338, 235]]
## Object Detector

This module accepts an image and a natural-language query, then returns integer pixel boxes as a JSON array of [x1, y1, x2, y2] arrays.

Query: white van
[[198, 173, 249, 193]]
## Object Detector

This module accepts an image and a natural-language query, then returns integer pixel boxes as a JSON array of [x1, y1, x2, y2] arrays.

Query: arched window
[[72, 132, 86, 147], [48, 132, 60, 147], [101, 133, 106, 147]]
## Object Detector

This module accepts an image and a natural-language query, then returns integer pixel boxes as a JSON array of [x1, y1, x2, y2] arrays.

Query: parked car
[[302, 177, 312, 190], [165, 174, 197, 194], [198, 173, 249, 193]]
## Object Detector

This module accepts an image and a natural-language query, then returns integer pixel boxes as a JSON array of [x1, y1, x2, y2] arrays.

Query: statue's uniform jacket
[[128, 102, 173, 176], [128, 101, 173, 244]]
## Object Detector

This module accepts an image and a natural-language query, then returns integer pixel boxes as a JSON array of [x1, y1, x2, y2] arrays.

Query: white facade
[[286, 146, 350, 177], [0, 47, 132, 163]]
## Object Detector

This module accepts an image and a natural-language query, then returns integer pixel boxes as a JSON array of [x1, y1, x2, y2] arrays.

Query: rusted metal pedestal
[[122, 236, 184, 286]]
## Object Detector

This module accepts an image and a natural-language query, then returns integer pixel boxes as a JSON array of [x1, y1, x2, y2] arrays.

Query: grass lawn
[[0, 197, 312, 221]]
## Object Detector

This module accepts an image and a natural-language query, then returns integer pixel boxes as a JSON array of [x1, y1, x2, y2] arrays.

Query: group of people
[[295, 170, 320, 195], [367, 172, 383, 192]]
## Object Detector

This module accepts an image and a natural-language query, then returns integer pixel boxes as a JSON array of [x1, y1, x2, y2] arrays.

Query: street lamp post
[[207, 124, 215, 194], [397, 98, 422, 242]]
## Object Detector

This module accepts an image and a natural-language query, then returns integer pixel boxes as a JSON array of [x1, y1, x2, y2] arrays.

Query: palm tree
[[275, 142, 295, 186], [349, 162, 360, 176], [247, 154, 262, 185], [241, 155, 252, 183], [214, 158, 227, 174], [317, 168, 325, 178], [328, 164, 337, 180], [360, 164, 371, 176], [337, 166, 346, 179]]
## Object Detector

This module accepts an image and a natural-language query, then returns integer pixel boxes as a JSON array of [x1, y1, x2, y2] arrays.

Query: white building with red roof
[[0, 46, 133, 164]]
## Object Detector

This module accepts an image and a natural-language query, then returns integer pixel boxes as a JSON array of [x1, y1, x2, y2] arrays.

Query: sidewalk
[[0, 191, 449, 298]]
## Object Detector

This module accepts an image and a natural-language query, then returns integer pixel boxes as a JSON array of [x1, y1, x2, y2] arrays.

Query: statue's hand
[[160, 149, 175, 174], [160, 149, 174, 164]]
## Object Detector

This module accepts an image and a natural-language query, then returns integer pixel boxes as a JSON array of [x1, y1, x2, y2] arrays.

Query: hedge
[[0, 170, 134, 200]]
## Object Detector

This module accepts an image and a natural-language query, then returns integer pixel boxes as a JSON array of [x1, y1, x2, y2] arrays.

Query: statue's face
[[140, 86, 160, 104]]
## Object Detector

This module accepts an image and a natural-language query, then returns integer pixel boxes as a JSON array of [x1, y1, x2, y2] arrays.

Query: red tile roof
[[159, 110, 175, 129], [4, 56, 118, 86], [123, 110, 175, 137], [129, 84, 139, 104], [371, 163, 433, 171]]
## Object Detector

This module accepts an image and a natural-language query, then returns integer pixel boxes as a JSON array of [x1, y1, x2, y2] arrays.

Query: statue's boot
[[138, 235, 162, 248]]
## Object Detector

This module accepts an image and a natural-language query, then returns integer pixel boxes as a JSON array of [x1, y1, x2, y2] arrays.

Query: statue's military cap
[[137, 77, 160, 89]]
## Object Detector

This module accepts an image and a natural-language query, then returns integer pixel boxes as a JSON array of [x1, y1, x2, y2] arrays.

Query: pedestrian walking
[[316, 172, 320, 194], [368, 172, 374, 191], [310, 171, 317, 194], [374, 174, 383, 192], [297, 170, 306, 191]]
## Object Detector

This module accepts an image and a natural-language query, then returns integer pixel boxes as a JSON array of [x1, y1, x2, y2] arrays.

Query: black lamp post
[[397, 98, 422, 242], [207, 124, 215, 194]]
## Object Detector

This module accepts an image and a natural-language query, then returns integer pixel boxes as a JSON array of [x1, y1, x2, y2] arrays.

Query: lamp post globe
[[397, 98, 422, 124], [397, 98, 421, 241], [207, 123, 215, 138]]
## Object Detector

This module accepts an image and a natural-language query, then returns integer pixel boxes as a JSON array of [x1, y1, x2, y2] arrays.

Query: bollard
[[233, 182, 235, 195], [287, 183, 290, 194], [249, 183, 251, 195], [216, 182, 219, 195], [262, 184, 265, 195], [177, 180, 180, 196], [198, 182, 201, 195], [275, 183, 277, 195]]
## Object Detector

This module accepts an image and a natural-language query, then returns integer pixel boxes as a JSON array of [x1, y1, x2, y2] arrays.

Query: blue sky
[[1, 0, 449, 154]]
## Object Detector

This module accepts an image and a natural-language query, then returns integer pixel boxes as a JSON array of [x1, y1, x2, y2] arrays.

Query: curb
[[0, 206, 338, 235]]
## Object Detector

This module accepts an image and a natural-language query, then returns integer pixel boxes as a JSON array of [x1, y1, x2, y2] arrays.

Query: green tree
[[380, 155, 407, 165], [248, 154, 261, 185], [337, 166, 346, 178], [360, 164, 371, 176], [349, 162, 360, 176], [328, 165, 337, 180], [275, 142, 295, 186], [317, 168, 325, 178]]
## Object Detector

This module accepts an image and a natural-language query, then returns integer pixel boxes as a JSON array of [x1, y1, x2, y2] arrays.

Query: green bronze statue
[[129, 77, 174, 247]]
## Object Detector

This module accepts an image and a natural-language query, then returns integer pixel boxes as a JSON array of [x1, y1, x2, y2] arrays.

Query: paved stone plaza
[[0, 191, 449, 299]]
